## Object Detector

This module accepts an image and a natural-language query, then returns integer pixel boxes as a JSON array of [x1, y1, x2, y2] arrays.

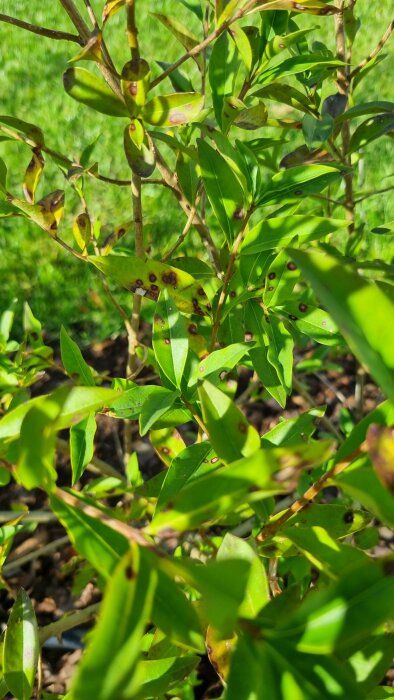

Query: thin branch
[[0, 13, 82, 43], [256, 450, 360, 542], [161, 197, 200, 262], [350, 19, 394, 80], [0, 511, 57, 524], [3, 536, 69, 576], [335, 0, 354, 234], [210, 207, 255, 351], [39, 603, 100, 644]]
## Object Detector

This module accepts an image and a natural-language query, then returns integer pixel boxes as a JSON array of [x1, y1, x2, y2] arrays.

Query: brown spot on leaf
[[230, 290, 236, 298], [198, 287, 205, 297], [129, 82, 138, 96], [135, 278, 144, 286], [287, 261, 297, 271], [268, 286, 274, 292], [234, 208, 244, 220], [211, 457, 219, 464], [150, 284, 159, 292], [162, 270, 178, 287], [245, 331, 253, 342], [238, 422, 247, 434], [299, 303, 308, 312], [294, 190, 303, 196], [188, 323, 198, 335], [160, 446, 170, 455], [289, 314, 298, 322], [169, 112, 187, 125], [383, 560, 394, 576], [268, 272, 276, 280], [149, 273, 157, 282], [125, 565, 135, 580], [118, 228, 126, 235], [164, 338, 171, 345], [343, 510, 354, 524]]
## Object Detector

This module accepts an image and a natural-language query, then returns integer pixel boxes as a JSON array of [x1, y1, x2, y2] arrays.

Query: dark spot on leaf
[[135, 278, 144, 286], [238, 422, 247, 434], [151, 284, 159, 292], [279, 43, 286, 49], [289, 314, 298, 321], [294, 190, 303, 196], [188, 323, 198, 335], [219, 371, 227, 381], [129, 122, 136, 131], [248, 484, 259, 493], [287, 261, 297, 271], [299, 303, 308, 312], [310, 567, 320, 582], [230, 290, 236, 298], [211, 457, 219, 464], [50, 221, 57, 231], [149, 273, 157, 282], [245, 331, 253, 342], [170, 111, 187, 125], [118, 227, 126, 235], [164, 338, 171, 345], [268, 272, 276, 280], [265, 315, 270, 323], [206, 303, 212, 311], [198, 287, 205, 297], [234, 208, 244, 220], [162, 271, 178, 286], [343, 510, 354, 524], [383, 560, 394, 576], [160, 446, 170, 455], [203, 459, 209, 463], [125, 565, 134, 580], [268, 286, 274, 292]]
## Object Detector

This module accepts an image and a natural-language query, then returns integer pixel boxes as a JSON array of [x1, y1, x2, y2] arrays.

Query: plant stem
[[39, 603, 100, 643], [56, 438, 126, 481], [0, 13, 82, 43], [292, 377, 343, 442], [161, 195, 200, 262], [3, 536, 70, 576], [350, 19, 394, 80], [256, 451, 359, 542], [210, 207, 255, 351], [335, 0, 355, 234]]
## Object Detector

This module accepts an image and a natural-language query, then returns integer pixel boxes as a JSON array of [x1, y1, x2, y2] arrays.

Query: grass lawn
[[0, 1, 393, 339]]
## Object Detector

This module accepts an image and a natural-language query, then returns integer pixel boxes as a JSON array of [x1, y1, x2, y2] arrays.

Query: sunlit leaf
[[3, 589, 39, 700]]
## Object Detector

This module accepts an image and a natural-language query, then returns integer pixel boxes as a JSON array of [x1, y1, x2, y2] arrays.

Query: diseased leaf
[[3, 589, 39, 700], [0, 115, 44, 146], [124, 122, 156, 178], [281, 301, 339, 345], [23, 148, 44, 204], [258, 165, 342, 207], [143, 92, 204, 127], [88, 255, 211, 316]]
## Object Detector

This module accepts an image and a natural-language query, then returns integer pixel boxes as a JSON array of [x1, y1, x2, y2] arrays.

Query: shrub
[[1, 1, 394, 698]]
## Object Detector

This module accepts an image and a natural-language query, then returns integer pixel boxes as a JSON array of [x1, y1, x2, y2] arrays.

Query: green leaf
[[274, 558, 394, 656], [70, 413, 97, 484], [241, 215, 347, 254], [253, 82, 315, 114], [50, 492, 129, 578], [197, 343, 249, 382], [288, 247, 394, 401], [3, 589, 39, 700], [143, 92, 204, 126], [123, 122, 156, 178], [198, 380, 261, 462], [263, 27, 314, 61], [156, 442, 212, 513], [261, 408, 324, 447], [109, 384, 190, 426], [88, 255, 211, 316], [334, 454, 394, 528], [0, 157, 7, 193], [244, 300, 287, 407], [71, 546, 157, 700], [217, 534, 270, 617], [258, 54, 344, 85], [349, 635, 394, 694], [335, 101, 394, 124], [263, 250, 300, 308], [132, 655, 199, 698], [302, 113, 334, 148], [258, 165, 342, 207], [139, 388, 179, 436], [153, 290, 188, 389], [151, 13, 200, 57], [209, 31, 239, 130], [60, 327, 95, 386], [16, 385, 71, 490], [63, 67, 128, 117], [149, 441, 333, 533], [197, 139, 244, 244], [349, 112, 394, 153]]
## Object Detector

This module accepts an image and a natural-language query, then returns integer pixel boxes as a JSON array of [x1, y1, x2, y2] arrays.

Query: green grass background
[[0, 1, 393, 340]]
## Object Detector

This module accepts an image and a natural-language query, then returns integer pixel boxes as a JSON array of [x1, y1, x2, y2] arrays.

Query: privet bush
[[1, 1, 394, 698]]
